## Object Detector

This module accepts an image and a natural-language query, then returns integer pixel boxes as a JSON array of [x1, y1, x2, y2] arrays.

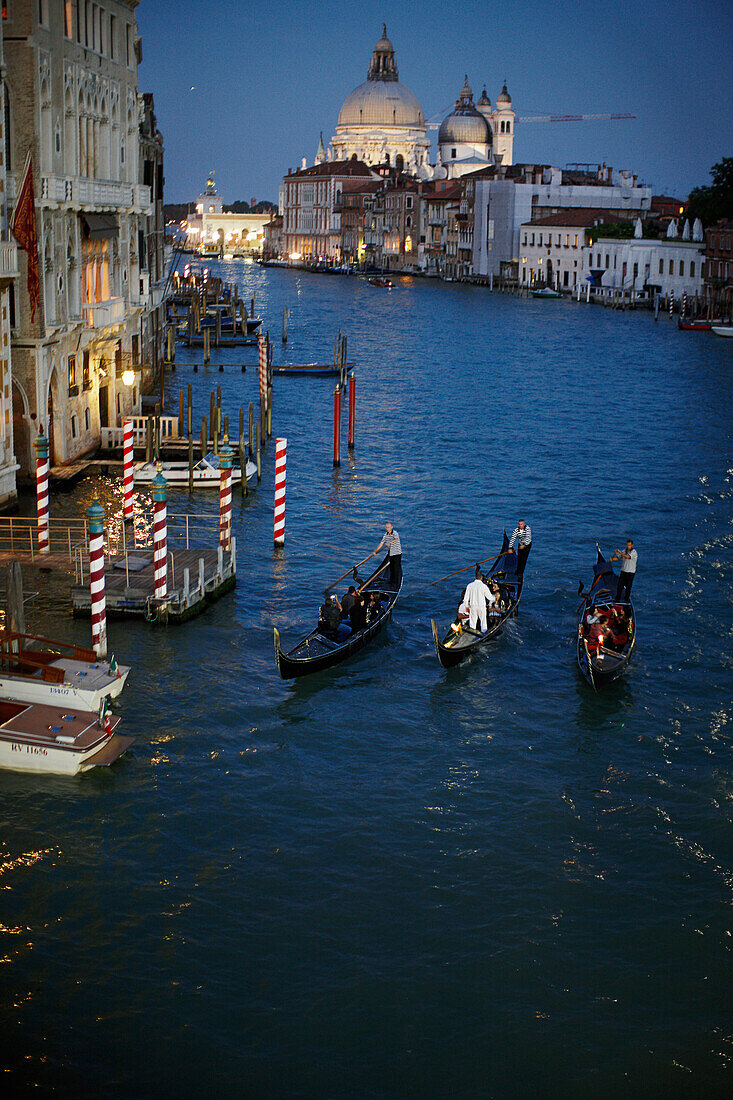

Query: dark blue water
[[2, 266, 732, 1096]]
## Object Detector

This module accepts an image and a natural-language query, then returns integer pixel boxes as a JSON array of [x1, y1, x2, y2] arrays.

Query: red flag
[[11, 153, 40, 323]]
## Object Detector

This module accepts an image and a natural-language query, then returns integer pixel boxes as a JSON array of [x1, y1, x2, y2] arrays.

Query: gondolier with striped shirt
[[375, 521, 402, 588], [508, 519, 532, 590]]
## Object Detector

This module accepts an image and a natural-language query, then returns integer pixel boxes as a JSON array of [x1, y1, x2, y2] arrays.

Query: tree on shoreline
[[687, 159, 733, 226]]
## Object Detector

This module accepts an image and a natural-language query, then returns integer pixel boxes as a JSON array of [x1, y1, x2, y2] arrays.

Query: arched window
[[395, 154, 404, 172], [84, 407, 91, 431], [500, 121, 505, 133], [506, 121, 511, 134]]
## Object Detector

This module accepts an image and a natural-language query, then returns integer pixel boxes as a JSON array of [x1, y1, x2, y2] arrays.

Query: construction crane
[[426, 111, 635, 129]]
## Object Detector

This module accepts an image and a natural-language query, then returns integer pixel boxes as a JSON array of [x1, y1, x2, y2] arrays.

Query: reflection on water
[[0, 262, 731, 1094]]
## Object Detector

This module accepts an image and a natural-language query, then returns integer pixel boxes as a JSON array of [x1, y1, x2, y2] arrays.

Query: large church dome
[[337, 26, 425, 130], [338, 81, 425, 128]]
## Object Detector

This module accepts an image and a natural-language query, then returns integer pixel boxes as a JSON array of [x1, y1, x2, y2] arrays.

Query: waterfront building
[[421, 182, 461, 276], [4, 1, 158, 472], [583, 235, 704, 301], [471, 163, 653, 280], [139, 92, 165, 394], [282, 160, 379, 262], [337, 180, 381, 266], [0, 19, 19, 507], [262, 213, 284, 261], [184, 174, 269, 254], [330, 26, 430, 173], [703, 221, 733, 314], [362, 175, 420, 272], [519, 210, 624, 290]]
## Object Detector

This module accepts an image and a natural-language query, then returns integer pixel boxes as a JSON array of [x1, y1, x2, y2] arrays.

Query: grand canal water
[[1, 264, 731, 1096]]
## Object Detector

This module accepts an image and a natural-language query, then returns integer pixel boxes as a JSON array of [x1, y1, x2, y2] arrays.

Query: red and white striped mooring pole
[[86, 496, 107, 658], [35, 428, 50, 554], [152, 468, 167, 600], [669, 290, 674, 317], [333, 385, 341, 468], [258, 334, 267, 409], [274, 437, 287, 546], [219, 438, 233, 549], [123, 418, 134, 521]]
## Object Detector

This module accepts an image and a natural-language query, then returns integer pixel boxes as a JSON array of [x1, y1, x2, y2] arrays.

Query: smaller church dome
[[478, 87, 491, 108], [496, 82, 512, 107], [438, 76, 492, 146]]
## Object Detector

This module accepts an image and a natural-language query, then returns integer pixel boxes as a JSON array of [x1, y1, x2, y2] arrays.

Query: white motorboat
[[0, 632, 130, 710], [0, 698, 133, 775], [133, 452, 256, 487], [711, 325, 733, 338]]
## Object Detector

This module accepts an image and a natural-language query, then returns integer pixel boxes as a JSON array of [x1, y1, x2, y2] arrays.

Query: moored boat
[[431, 532, 521, 669], [711, 325, 733, 338], [0, 631, 129, 709], [532, 286, 561, 298], [133, 452, 256, 486], [0, 698, 133, 775], [677, 317, 717, 331], [272, 363, 342, 377], [274, 557, 402, 678], [577, 547, 635, 690]]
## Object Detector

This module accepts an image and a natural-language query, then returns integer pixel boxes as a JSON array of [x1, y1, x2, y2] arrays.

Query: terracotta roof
[[287, 160, 377, 179], [523, 209, 625, 228], [340, 180, 382, 195]]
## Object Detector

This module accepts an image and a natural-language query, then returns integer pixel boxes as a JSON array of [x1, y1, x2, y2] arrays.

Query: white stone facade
[[583, 238, 705, 300], [0, 20, 20, 507]]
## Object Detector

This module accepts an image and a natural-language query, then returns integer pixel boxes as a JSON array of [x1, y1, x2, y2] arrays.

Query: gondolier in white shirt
[[464, 567, 496, 633], [611, 539, 637, 602], [375, 521, 402, 588], [508, 519, 532, 590]]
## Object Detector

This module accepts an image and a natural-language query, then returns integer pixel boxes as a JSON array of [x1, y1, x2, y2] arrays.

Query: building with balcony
[[583, 235, 704, 302], [0, 19, 19, 507], [282, 160, 379, 262], [4, 0, 159, 473], [519, 210, 624, 291]]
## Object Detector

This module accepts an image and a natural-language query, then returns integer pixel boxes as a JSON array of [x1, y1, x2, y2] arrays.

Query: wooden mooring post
[[256, 423, 261, 482], [239, 406, 247, 497], [248, 401, 254, 459]]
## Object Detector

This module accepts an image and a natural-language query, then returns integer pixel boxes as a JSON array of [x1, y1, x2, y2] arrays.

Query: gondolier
[[508, 519, 532, 589], [611, 539, 637, 602], [375, 521, 402, 587]]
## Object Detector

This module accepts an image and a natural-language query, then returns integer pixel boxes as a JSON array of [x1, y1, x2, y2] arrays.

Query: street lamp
[[122, 368, 135, 387]]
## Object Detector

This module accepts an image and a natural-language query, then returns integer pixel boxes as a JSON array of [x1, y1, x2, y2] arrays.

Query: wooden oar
[[325, 551, 378, 593], [431, 552, 503, 586], [358, 560, 390, 592]]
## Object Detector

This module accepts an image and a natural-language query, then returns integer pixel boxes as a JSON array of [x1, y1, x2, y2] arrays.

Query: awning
[[82, 214, 119, 240]]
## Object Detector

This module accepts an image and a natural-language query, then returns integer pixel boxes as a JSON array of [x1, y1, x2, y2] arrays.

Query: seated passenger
[[489, 581, 503, 610], [451, 597, 470, 632], [319, 593, 342, 634], [366, 592, 383, 622], [350, 594, 367, 632], [341, 585, 357, 621], [586, 614, 609, 653]]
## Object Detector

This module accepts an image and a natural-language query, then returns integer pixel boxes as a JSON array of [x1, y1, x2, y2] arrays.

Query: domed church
[[330, 25, 431, 172]]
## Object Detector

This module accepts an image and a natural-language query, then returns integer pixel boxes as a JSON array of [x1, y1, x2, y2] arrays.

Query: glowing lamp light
[[122, 369, 135, 387], [289, 252, 302, 260]]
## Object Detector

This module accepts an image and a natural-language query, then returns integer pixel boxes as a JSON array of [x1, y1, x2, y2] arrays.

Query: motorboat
[[532, 287, 561, 298], [0, 697, 133, 775], [133, 452, 256, 487], [0, 631, 129, 709], [712, 325, 733, 338]]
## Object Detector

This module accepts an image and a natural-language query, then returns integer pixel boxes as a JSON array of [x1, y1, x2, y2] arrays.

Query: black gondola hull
[[576, 547, 636, 690], [275, 576, 401, 679], [431, 532, 522, 669]]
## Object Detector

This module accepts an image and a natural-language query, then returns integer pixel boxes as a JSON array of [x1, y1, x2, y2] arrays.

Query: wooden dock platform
[[71, 542, 236, 623]]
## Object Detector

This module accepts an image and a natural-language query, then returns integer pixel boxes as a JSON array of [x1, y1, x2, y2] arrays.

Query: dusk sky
[[137, 0, 733, 206]]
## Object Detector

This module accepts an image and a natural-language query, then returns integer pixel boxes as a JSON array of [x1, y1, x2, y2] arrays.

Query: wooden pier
[[71, 541, 236, 622]]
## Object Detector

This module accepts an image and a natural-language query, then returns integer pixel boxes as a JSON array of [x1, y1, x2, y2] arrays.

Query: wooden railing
[[101, 415, 180, 449]]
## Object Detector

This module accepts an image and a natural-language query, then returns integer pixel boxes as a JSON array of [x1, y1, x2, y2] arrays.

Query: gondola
[[430, 532, 522, 669], [274, 558, 402, 679], [576, 546, 636, 690]]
